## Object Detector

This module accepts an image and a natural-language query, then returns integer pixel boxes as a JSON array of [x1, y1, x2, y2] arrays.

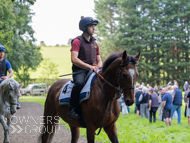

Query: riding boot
[[68, 105, 79, 120]]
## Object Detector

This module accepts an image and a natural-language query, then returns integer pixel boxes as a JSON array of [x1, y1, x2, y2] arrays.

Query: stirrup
[[68, 108, 79, 120]]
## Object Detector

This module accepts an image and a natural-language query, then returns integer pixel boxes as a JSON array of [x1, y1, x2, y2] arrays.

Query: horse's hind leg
[[39, 103, 59, 143], [69, 125, 80, 143], [104, 123, 119, 143], [0, 115, 10, 143]]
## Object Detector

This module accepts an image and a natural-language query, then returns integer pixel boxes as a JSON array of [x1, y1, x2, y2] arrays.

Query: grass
[[20, 96, 190, 143]]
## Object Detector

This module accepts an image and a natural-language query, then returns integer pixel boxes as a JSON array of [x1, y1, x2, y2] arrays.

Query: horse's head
[[1, 79, 23, 114], [102, 51, 140, 106], [117, 51, 140, 106]]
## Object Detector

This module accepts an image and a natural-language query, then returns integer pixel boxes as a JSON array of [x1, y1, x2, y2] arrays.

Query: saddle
[[59, 69, 98, 105]]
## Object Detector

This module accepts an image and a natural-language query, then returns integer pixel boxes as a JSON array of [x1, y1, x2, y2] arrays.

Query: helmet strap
[[83, 26, 92, 36]]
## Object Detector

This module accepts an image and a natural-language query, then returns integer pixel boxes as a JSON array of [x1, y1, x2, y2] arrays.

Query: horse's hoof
[[4, 140, 9, 143]]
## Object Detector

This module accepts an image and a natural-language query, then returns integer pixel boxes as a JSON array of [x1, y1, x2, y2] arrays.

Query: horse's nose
[[125, 99, 134, 106]]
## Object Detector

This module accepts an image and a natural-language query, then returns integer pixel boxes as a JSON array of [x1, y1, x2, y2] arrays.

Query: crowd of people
[[120, 80, 190, 126]]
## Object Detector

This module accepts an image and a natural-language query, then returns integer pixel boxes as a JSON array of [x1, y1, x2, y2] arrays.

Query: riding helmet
[[79, 16, 99, 31], [0, 44, 5, 52]]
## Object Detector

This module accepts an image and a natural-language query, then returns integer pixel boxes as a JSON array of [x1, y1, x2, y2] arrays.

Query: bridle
[[94, 58, 136, 135], [94, 57, 136, 100], [2, 91, 18, 108]]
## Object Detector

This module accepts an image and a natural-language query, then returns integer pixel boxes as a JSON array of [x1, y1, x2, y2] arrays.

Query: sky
[[31, 0, 96, 46]]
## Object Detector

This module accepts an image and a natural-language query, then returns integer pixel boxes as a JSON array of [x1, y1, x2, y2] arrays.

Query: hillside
[[30, 46, 72, 79]]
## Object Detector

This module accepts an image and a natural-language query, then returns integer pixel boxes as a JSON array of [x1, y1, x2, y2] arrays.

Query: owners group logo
[[10, 115, 60, 134]]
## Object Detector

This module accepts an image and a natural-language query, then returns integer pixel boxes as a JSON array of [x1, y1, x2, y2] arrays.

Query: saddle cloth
[[59, 71, 99, 105]]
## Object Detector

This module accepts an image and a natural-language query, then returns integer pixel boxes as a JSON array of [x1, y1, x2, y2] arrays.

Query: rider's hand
[[1, 76, 8, 80], [92, 66, 99, 71]]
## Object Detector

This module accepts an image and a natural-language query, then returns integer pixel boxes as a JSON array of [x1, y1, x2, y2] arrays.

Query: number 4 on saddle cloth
[[59, 70, 100, 105]]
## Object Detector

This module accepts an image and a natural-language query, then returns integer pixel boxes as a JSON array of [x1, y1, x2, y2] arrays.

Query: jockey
[[0, 44, 13, 83], [0, 44, 20, 109], [68, 16, 103, 120]]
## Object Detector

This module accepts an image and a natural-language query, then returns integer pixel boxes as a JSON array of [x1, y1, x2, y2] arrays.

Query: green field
[[30, 46, 72, 79], [20, 96, 190, 143]]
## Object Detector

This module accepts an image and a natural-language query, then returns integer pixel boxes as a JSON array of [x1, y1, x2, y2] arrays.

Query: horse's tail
[[38, 86, 59, 143]]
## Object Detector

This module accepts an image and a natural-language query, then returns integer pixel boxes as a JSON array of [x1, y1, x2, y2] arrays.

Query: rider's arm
[[7, 68, 13, 78], [95, 43, 102, 68]]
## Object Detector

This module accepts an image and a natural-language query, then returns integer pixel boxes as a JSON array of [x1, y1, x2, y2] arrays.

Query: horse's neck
[[100, 69, 119, 98], [0, 92, 5, 108]]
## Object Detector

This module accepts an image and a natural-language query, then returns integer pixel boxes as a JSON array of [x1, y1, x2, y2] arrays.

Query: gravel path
[[0, 102, 101, 143]]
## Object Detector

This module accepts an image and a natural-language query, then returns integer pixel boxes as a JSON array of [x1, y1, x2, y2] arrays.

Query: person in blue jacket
[[0, 44, 13, 83]]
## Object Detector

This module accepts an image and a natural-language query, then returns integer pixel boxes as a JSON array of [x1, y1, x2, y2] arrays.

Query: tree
[[95, 0, 190, 86], [0, 0, 42, 83], [40, 41, 46, 47], [38, 58, 59, 86], [94, 0, 119, 60], [67, 38, 73, 46]]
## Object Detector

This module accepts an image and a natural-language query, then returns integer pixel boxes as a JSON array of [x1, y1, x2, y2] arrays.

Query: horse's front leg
[[69, 125, 80, 143], [104, 123, 119, 143], [0, 115, 10, 143], [86, 124, 96, 143]]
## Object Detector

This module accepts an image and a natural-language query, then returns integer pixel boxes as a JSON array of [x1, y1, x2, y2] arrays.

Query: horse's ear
[[9, 82, 13, 89], [19, 82, 23, 89], [135, 52, 141, 63], [122, 51, 127, 61]]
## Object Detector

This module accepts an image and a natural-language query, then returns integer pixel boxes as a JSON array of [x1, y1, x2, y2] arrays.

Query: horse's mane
[[102, 52, 122, 71], [1, 79, 18, 87], [102, 52, 137, 71]]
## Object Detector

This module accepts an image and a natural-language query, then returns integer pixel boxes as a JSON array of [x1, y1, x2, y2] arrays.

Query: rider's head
[[0, 44, 6, 52], [0, 44, 6, 59], [79, 16, 99, 36]]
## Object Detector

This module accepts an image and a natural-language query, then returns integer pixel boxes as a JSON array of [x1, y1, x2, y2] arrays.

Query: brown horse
[[39, 51, 140, 143]]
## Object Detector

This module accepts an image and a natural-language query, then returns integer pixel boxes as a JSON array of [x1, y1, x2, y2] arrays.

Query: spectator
[[186, 91, 190, 125], [146, 84, 150, 88], [135, 86, 143, 116], [148, 88, 159, 123], [121, 95, 128, 115], [168, 86, 177, 119], [174, 80, 179, 88], [162, 87, 172, 126], [154, 86, 158, 95], [140, 87, 149, 118], [141, 82, 145, 88], [183, 81, 189, 91], [158, 87, 164, 121], [167, 81, 172, 86], [184, 86, 190, 117], [171, 85, 182, 124]]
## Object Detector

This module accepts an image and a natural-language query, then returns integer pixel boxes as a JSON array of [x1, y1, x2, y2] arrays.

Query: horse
[[0, 79, 23, 143], [39, 51, 140, 143]]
